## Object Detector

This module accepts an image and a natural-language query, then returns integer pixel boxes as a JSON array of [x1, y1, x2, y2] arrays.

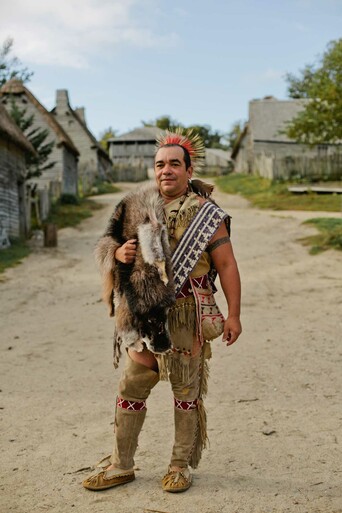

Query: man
[[83, 129, 241, 493]]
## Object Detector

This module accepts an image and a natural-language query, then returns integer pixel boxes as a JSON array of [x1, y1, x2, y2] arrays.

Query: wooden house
[[0, 79, 79, 196], [0, 105, 36, 239], [203, 148, 232, 175], [108, 126, 162, 181], [232, 97, 341, 180], [52, 90, 112, 193]]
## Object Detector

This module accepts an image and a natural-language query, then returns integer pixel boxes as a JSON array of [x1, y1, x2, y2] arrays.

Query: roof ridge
[[0, 80, 79, 156]]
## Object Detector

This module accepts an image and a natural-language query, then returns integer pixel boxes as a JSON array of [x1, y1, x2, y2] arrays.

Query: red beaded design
[[174, 398, 198, 410], [117, 397, 146, 411]]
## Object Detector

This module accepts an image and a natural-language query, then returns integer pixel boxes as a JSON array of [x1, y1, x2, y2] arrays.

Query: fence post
[[44, 223, 58, 247]]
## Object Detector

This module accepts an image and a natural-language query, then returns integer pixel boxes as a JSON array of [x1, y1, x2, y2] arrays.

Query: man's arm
[[209, 222, 242, 346]]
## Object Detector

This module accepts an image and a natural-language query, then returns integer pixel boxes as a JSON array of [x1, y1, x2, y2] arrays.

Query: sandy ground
[[1, 182, 341, 513]]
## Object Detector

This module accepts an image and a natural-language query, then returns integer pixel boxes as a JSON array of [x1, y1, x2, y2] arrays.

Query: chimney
[[75, 107, 86, 125], [56, 89, 70, 112]]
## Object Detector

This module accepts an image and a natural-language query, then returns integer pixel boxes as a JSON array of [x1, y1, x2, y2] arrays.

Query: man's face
[[154, 145, 193, 201]]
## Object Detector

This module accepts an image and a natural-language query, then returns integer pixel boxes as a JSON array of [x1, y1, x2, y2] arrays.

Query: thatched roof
[[51, 90, 111, 162], [67, 107, 111, 162], [0, 79, 79, 156], [0, 104, 36, 155], [109, 126, 163, 143]]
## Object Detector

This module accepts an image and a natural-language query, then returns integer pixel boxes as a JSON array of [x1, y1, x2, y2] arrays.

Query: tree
[[99, 126, 117, 151], [142, 115, 181, 131], [142, 116, 228, 149], [0, 38, 54, 178], [285, 38, 342, 145], [0, 37, 33, 87], [186, 124, 227, 149], [225, 120, 245, 150], [9, 100, 55, 179]]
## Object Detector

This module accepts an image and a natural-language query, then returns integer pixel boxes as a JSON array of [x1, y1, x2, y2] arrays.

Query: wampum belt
[[171, 201, 228, 295]]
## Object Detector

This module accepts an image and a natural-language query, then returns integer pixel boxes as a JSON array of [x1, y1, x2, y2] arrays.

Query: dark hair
[[159, 143, 191, 170]]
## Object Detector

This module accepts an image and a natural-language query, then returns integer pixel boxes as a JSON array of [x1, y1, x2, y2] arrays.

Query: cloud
[[0, 0, 179, 68]]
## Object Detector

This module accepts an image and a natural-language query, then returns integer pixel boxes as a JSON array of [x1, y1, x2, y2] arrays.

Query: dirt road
[[1, 183, 341, 513]]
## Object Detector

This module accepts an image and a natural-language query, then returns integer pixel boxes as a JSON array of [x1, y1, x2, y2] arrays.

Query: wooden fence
[[112, 164, 148, 182], [256, 153, 342, 181]]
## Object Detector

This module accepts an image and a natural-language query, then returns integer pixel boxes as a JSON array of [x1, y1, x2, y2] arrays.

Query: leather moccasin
[[162, 466, 192, 493], [82, 455, 135, 491]]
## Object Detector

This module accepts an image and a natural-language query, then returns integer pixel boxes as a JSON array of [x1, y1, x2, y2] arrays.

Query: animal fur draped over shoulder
[[95, 184, 175, 362]]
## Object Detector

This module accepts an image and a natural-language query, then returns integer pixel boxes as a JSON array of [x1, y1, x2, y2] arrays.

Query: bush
[[60, 193, 79, 205]]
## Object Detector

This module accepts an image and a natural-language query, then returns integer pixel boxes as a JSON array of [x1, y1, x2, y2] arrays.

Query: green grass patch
[[89, 181, 120, 195], [0, 239, 31, 274], [46, 197, 103, 229], [215, 173, 342, 212], [301, 217, 342, 254]]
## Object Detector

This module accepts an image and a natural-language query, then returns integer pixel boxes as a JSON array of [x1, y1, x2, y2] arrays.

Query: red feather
[[163, 135, 195, 155]]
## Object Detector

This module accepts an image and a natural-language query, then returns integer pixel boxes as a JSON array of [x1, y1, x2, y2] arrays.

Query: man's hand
[[222, 316, 242, 346], [115, 239, 137, 264]]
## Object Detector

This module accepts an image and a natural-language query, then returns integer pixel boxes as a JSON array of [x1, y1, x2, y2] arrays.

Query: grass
[[88, 181, 120, 195], [44, 197, 103, 229], [1, 184, 116, 274], [215, 173, 342, 212], [1, 197, 103, 274], [215, 173, 342, 253], [301, 217, 342, 254], [0, 239, 31, 274]]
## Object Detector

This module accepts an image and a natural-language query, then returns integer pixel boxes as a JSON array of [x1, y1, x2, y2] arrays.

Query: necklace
[[167, 193, 188, 238]]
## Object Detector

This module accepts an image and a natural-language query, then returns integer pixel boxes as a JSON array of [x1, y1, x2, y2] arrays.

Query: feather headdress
[[155, 127, 206, 173]]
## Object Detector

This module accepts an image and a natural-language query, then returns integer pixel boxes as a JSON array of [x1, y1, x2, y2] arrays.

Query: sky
[[0, 0, 341, 140]]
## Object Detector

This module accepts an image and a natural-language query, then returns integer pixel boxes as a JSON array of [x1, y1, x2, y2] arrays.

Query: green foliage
[[285, 39, 342, 145], [1, 39, 54, 179], [215, 173, 341, 212], [60, 193, 79, 205], [98, 126, 117, 151], [46, 198, 102, 229], [89, 181, 120, 195], [187, 124, 227, 149], [0, 239, 31, 274], [9, 99, 55, 179], [226, 120, 245, 150], [0, 37, 33, 87], [142, 115, 228, 149], [302, 217, 342, 253], [143, 115, 180, 131]]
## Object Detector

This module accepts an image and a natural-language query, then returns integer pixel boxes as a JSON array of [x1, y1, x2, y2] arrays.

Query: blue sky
[[1, 0, 341, 139]]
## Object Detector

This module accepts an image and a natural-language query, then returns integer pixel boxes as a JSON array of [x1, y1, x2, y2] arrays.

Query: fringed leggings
[[112, 347, 209, 470], [169, 350, 209, 469]]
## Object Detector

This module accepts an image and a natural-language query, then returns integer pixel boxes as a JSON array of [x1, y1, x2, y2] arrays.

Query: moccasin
[[162, 466, 192, 493], [82, 455, 135, 491]]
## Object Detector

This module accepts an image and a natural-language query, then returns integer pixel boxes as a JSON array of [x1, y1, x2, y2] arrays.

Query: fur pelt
[[95, 184, 175, 355]]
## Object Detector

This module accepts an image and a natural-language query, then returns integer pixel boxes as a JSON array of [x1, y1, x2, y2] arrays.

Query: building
[[232, 97, 341, 180], [52, 90, 112, 193], [109, 126, 233, 179], [0, 104, 36, 239], [0, 79, 79, 196], [203, 148, 232, 175], [108, 126, 162, 181]]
